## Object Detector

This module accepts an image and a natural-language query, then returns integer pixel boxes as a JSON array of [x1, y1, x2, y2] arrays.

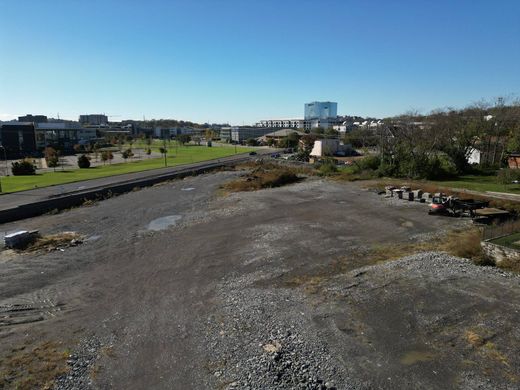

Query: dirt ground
[[1, 170, 519, 389]]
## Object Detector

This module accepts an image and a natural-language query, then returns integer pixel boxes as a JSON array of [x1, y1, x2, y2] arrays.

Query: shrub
[[223, 165, 300, 192], [77, 154, 91, 168], [318, 159, 338, 176], [497, 168, 520, 185], [358, 155, 381, 171], [47, 155, 59, 168], [121, 149, 134, 160], [11, 160, 36, 175]]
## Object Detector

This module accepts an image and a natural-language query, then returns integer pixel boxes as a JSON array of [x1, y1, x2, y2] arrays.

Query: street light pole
[[0, 145, 5, 193], [0, 145, 6, 176]]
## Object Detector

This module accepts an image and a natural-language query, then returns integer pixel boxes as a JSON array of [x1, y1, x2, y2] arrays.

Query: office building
[[79, 114, 108, 126], [257, 119, 305, 129], [304, 101, 337, 120], [35, 122, 97, 149], [258, 101, 340, 130], [0, 122, 37, 158], [220, 127, 273, 143], [18, 114, 48, 123]]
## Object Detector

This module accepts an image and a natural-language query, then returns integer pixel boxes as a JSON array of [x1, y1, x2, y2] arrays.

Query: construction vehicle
[[428, 193, 489, 217]]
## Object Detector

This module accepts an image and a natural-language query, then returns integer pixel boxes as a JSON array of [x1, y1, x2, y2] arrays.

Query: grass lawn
[[435, 175, 520, 194], [0, 145, 253, 193], [490, 232, 520, 249]]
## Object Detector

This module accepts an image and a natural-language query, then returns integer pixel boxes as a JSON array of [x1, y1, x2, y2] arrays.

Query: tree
[[92, 143, 100, 162], [324, 128, 339, 137], [101, 150, 114, 165], [146, 148, 152, 157], [177, 134, 191, 145], [204, 129, 216, 141], [121, 148, 134, 161], [11, 160, 36, 175], [77, 154, 91, 168], [299, 134, 318, 161], [246, 138, 258, 146], [44, 147, 59, 171]]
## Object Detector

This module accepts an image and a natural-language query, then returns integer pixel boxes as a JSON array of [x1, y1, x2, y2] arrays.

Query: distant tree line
[[350, 98, 520, 180]]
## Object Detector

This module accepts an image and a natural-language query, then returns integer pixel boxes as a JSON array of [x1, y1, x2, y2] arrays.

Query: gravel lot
[[1, 170, 519, 389]]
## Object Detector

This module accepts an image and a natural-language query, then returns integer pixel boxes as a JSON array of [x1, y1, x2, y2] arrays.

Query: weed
[[0, 341, 70, 389], [25, 232, 83, 252], [222, 162, 302, 192]]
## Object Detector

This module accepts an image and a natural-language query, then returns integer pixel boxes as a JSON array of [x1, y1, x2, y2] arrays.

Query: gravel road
[[1, 170, 519, 389]]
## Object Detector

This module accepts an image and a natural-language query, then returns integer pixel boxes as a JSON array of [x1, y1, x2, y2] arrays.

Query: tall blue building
[[304, 101, 337, 120]]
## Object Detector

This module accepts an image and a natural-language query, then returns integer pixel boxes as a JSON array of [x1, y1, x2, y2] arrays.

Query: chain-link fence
[[482, 219, 520, 240]]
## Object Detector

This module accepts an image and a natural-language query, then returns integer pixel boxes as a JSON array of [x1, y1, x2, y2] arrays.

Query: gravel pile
[[359, 251, 517, 279], [53, 335, 113, 390], [202, 273, 352, 389]]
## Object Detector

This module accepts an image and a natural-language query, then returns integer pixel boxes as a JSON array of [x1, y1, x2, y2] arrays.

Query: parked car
[[271, 153, 280, 158], [249, 151, 257, 156]]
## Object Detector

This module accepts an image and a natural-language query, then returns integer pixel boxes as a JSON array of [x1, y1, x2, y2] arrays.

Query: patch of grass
[[490, 232, 520, 249], [0, 341, 70, 390], [222, 162, 302, 192], [1, 145, 254, 193]]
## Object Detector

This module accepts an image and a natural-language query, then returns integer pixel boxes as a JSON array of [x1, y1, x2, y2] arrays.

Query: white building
[[257, 119, 304, 129], [467, 147, 482, 165], [310, 139, 352, 157]]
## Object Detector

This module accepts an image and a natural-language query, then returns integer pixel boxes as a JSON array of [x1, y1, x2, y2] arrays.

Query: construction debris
[[4, 230, 40, 249]]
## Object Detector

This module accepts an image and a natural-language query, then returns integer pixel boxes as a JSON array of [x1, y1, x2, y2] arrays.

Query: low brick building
[[507, 152, 520, 169]]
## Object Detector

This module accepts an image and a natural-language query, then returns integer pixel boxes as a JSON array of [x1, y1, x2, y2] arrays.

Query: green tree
[[77, 154, 91, 168], [121, 148, 134, 161], [101, 150, 114, 165], [177, 134, 191, 145]]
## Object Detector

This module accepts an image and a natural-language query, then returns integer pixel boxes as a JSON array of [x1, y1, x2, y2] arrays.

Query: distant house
[[257, 129, 306, 143], [467, 147, 482, 165], [310, 139, 353, 157], [508, 153, 520, 169]]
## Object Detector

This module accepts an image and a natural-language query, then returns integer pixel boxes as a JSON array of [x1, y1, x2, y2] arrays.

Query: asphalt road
[[0, 151, 271, 212]]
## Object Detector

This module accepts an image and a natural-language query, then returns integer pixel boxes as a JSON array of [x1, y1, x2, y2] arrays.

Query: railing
[[482, 219, 520, 240]]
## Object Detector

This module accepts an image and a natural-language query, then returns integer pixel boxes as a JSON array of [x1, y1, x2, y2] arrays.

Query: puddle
[[147, 215, 182, 231], [400, 350, 437, 365], [181, 187, 195, 191]]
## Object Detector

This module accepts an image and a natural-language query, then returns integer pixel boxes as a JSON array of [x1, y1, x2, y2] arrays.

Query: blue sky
[[1, 0, 519, 124]]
